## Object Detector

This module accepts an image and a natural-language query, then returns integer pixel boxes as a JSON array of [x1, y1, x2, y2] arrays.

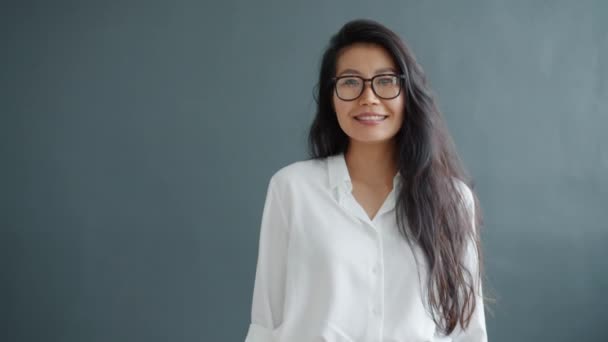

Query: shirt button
[[372, 307, 381, 316]]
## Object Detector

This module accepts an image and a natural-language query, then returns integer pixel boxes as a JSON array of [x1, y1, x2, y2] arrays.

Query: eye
[[338, 77, 361, 87], [376, 76, 397, 86]]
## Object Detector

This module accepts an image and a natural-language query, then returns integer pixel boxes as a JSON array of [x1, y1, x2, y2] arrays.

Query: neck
[[344, 139, 397, 188]]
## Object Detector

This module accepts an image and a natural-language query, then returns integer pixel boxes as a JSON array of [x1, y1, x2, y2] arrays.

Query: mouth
[[354, 113, 388, 122]]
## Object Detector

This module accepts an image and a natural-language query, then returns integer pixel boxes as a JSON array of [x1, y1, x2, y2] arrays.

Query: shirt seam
[[269, 176, 290, 235]]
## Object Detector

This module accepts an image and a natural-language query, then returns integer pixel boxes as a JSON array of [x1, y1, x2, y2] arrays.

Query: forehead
[[335, 43, 397, 75]]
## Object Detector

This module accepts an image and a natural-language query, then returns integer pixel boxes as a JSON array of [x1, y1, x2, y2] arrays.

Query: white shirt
[[245, 153, 487, 342]]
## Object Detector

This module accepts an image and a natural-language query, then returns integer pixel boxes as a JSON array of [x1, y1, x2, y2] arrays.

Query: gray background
[[2, 0, 607, 341]]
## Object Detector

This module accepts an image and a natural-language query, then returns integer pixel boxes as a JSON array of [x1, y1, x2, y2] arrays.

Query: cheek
[[333, 96, 351, 119], [391, 97, 405, 120]]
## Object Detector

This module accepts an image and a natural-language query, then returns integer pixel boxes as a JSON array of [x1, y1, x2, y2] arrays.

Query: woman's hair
[[308, 19, 484, 334]]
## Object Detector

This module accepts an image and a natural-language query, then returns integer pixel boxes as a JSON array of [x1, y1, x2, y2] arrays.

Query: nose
[[358, 80, 380, 105]]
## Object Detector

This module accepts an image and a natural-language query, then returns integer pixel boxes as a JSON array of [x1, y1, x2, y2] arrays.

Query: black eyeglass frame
[[331, 74, 406, 101]]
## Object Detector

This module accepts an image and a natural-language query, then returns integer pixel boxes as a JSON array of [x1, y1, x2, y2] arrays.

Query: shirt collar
[[328, 153, 352, 192], [327, 152, 403, 193]]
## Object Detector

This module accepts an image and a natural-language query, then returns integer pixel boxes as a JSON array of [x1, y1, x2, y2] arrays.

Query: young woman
[[245, 19, 487, 342]]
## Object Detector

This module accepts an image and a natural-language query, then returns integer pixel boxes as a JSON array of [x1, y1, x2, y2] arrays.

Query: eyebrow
[[337, 67, 397, 76]]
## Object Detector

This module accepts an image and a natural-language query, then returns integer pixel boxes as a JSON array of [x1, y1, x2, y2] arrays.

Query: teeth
[[356, 115, 386, 121]]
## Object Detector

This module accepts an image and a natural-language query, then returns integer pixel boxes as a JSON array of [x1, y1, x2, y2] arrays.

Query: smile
[[354, 115, 387, 121]]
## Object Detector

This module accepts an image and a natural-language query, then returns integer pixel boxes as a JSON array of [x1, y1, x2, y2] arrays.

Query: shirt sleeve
[[449, 181, 488, 342], [449, 246, 488, 342], [245, 176, 289, 342]]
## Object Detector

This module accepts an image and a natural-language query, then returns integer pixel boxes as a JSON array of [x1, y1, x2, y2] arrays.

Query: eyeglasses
[[331, 74, 405, 101]]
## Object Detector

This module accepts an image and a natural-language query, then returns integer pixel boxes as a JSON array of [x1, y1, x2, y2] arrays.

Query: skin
[[333, 43, 406, 219]]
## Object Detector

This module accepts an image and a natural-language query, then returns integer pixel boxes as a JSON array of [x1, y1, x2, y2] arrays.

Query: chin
[[349, 135, 395, 145]]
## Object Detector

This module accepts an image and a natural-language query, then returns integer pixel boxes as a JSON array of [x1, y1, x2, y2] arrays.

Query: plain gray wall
[[2, 0, 607, 341]]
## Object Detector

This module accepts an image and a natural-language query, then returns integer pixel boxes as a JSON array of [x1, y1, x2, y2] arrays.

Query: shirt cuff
[[245, 323, 275, 342]]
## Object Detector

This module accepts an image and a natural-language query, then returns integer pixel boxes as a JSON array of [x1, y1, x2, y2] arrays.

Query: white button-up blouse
[[245, 153, 487, 342]]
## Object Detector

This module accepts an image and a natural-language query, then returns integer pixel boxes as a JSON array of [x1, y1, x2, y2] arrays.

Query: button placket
[[378, 228, 386, 340], [365, 229, 385, 342]]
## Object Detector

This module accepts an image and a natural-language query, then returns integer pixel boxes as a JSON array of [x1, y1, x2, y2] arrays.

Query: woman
[[245, 19, 487, 342]]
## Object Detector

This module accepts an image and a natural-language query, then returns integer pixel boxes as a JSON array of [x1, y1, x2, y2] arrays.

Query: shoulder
[[451, 177, 475, 217], [452, 178, 473, 204], [268, 157, 327, 191]]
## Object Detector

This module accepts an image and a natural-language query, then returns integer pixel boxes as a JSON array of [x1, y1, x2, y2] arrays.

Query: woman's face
[[332, 43, 405, 146]]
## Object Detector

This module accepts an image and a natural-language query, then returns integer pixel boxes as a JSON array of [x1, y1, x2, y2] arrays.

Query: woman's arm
[[450, 181, 488, 342], [449, 240, 488, 342], [245, 176, 289, 342]]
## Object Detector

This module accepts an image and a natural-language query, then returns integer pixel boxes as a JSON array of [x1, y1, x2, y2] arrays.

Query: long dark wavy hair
[[308, 19, 485, 334]]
